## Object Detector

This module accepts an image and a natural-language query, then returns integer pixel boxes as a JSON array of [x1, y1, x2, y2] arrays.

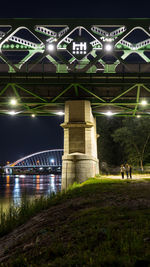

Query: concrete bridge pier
[[61, 100, 99, 190]]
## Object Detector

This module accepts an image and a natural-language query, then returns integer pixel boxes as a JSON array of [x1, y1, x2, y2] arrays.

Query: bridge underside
[[1, 73, 150, 117]]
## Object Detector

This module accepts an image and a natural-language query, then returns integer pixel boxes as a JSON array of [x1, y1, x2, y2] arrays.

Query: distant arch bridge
[[4, 149, 63, 174]]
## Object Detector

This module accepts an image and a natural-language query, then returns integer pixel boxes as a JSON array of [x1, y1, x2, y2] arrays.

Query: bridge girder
[[0, 73, 150, 117]]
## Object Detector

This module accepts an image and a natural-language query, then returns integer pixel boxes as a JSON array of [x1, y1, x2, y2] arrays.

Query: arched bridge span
[[4, 149, 63, 173]]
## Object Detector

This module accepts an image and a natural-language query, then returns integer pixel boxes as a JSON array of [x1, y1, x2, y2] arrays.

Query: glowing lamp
[[141, 100, 147, 106], [47, 44, 55, 51], [57, 111, 64, 116], [10, 98, 17, 105], [104, 43, 113, 52], [51, 159, 54, 164], [8, 110, 16, 116], [105, 111, 113, 116]]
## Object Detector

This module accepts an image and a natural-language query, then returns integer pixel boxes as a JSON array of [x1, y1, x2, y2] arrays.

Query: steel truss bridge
[[4, 149, 63, 173], [0, 19, 150, 117]]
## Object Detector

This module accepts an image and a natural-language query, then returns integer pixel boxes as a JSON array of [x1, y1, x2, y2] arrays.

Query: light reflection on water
[[0, 174, 61, 212]]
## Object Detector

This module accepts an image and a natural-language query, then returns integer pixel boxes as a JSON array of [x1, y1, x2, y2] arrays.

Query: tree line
[[96, 117, 150, 171]]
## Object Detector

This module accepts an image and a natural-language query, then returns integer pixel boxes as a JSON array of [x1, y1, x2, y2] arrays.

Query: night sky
[[0, 0, 150, 164]]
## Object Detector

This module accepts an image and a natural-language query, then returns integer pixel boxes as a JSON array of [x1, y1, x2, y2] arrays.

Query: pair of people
[[120, 164, 132, 179]]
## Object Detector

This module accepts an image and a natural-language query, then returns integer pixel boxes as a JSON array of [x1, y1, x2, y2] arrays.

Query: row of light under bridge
[[5, 149, 63, 169]]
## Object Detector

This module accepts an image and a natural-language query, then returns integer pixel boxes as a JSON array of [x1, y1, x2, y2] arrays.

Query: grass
[[0, 177, 150, 266], [0, 191, 64, 237]]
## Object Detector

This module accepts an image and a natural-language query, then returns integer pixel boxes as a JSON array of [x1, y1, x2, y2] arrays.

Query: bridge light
[[10, 98, 17, 105], [141, 100, 147, 106], [104, 43, 113, 52], [8, 110, 16, 116], [47, 44, 55, 51], [105, 111, 113, 116], [57, 111, 64, 116], [51, 159, 54, 164]]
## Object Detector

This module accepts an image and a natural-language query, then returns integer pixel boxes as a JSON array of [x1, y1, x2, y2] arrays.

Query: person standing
[[120, 164, 125, 179], [125, 163, 130, 179], [129, 164, 132, 179]]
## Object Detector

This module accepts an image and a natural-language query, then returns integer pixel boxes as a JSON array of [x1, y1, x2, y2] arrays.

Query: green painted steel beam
[[133, 85, 141, 116], [74, 84, 79, 96], [14, 84, 48, 103], [51, 84, 73, 103], [110, 84, 139, 103], [0, 84, 10, 96], [78, 84, 106, 103]]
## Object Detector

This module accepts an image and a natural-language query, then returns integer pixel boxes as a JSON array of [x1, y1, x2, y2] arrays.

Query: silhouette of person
[[125, 163, 130, 179], [129, 164, 132, 179], [120, 164, 125, 179]]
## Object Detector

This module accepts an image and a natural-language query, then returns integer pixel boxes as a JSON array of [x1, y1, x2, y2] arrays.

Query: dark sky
[[0, 0, 150, 164], [0, 0, 150, 18]]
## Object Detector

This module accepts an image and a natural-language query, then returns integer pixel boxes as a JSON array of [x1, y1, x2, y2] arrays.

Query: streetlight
[[31, 114, 36, 118], [10, 98, 17, 105]]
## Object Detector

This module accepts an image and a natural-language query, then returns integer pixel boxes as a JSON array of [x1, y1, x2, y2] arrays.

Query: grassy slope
[[0, 178, 150, 266]]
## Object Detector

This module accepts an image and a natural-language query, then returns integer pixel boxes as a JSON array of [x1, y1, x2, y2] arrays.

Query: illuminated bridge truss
[[5, 149, 63, 169], [0, 19, 150, 117]]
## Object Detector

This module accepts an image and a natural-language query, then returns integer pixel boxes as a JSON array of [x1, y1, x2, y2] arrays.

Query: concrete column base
[[61, 153, 99, 190]]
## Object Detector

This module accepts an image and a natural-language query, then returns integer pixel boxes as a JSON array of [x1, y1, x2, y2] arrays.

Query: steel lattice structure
[[0, 18, 150, 116], [5, 149, 63, 168]]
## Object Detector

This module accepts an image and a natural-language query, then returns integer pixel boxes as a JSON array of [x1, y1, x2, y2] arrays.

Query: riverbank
[[0, 176, 150, 266]]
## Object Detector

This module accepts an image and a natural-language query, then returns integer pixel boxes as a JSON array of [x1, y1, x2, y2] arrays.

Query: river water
[[0, 174, 61, 212]]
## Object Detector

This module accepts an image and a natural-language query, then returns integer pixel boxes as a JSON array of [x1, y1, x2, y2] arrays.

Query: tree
[[112, 117, 150, 170], [96, 117, 123, 168]]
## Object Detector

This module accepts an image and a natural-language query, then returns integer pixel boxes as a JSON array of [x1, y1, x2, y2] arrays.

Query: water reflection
[[5, 175, 10, 197], [13, 177, 20, 205], [0, 174, 61, 212]]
